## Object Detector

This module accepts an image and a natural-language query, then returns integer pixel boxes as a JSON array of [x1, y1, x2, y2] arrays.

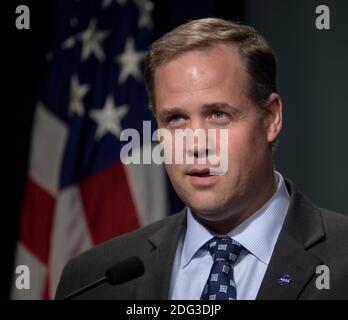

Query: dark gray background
[[245, 0, 348, 214]]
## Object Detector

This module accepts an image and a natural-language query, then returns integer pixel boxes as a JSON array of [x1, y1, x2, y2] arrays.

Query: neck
[[193, 172, 278, 235]]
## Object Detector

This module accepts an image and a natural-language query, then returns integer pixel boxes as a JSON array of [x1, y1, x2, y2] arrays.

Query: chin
[[183, 188, 241, 215], [185, 196, 225, 215]]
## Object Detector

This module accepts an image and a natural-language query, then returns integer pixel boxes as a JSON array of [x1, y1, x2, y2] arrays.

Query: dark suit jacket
[[55, 180, 348, 299]]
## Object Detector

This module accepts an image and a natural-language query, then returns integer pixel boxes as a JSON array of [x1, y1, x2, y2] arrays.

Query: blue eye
[[212, 111, 226, 118], [168, 115, 184, 125]]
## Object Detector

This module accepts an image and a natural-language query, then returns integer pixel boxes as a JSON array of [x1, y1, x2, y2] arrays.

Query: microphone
[[63, 256, 145, 300]]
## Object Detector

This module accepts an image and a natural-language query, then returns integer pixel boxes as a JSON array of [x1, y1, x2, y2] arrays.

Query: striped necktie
[[201, 236, 243, 300]]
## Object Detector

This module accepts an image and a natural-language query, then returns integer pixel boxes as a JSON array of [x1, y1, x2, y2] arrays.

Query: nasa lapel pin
[[278, 274, 292, 286]]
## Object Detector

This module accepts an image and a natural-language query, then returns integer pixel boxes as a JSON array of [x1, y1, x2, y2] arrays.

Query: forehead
[[154, 43, 248, 107]]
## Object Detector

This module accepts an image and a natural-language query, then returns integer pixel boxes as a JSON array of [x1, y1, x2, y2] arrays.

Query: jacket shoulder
[[319, 207, 348, 243], [55, 211, 185, 299], [86, 210, 185, 257]]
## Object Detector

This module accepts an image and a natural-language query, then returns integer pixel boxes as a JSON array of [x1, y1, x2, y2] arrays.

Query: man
[[55, 18, 348, 300]]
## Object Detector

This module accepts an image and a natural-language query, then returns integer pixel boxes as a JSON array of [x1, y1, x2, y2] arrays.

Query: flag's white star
[[89, 95, 128, 140], [102, 0, 127, 8], [69, 75, 90, 117], [61, 18, 79, 49], [62, 35, 76, 49], [116, 37, 147, 84], [78, 18, 110, 62], [134, 0, 154, 29]]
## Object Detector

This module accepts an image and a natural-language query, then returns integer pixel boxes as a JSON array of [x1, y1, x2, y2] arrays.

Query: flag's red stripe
[[79, 162, 140, 244], [19, 177, 55, 265], [42, 275, 50, 300]]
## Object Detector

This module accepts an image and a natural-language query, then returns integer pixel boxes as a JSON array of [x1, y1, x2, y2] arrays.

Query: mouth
[[187, 168, 211, 177], [186, 168, 219, 187]]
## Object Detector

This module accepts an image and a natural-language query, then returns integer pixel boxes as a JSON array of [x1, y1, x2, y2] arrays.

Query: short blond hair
[[144, 18, 277, 114]]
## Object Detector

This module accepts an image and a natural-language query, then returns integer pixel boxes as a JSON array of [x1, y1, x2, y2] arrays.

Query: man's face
[[154, 44, 279, 224]]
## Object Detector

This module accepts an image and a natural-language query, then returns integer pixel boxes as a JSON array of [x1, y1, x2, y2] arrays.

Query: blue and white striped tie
[[201, 236, 243, 300]]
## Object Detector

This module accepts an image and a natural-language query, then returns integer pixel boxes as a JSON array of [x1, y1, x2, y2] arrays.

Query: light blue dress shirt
[[169, 171, 290, 300]]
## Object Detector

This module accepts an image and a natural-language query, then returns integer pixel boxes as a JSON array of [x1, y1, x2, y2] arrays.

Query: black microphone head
[[105, 256, 145, 285]]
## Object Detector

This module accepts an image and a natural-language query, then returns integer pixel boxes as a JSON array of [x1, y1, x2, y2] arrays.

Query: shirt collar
[[180, 171, 290, 268], [181, 209, 215, 269]]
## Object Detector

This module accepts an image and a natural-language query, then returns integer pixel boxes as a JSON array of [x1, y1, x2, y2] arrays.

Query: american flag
[[11, 0, 167, 299]]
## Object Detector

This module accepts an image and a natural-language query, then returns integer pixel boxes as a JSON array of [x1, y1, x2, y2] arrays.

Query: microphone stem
[[63, 277, 107, 300]]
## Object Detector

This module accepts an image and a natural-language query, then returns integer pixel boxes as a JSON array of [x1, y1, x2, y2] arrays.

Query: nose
[[187, 142, 208, 159], [186, 119, 209, 160]]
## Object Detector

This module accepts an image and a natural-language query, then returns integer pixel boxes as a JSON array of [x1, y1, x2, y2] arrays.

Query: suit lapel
[[256, 231, 322, 299], [256, 180, 325, 300], [134, 209, 187, 299]]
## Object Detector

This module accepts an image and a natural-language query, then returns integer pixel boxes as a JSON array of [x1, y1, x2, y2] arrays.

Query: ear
[[263, 93, 283, 144]]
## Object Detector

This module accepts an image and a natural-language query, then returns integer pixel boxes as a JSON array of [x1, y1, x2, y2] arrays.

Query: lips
[[186, 167, 219, 187], [187, 168, 211, 177]]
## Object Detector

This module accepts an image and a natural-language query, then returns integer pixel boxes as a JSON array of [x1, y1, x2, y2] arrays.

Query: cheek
[[164, 164, 182, 183], [226, 126, 265, 164], [159, 131, 185, 165], [164, 163, 175, 177], [227, 131, 249, 161]]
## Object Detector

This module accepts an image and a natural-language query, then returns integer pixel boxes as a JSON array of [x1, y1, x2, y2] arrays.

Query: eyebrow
[[200, 102, 241, 114], [158, 107, 184, 119]]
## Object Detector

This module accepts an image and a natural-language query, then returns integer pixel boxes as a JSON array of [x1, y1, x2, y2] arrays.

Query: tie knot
[[207, 236, 243, 265]]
